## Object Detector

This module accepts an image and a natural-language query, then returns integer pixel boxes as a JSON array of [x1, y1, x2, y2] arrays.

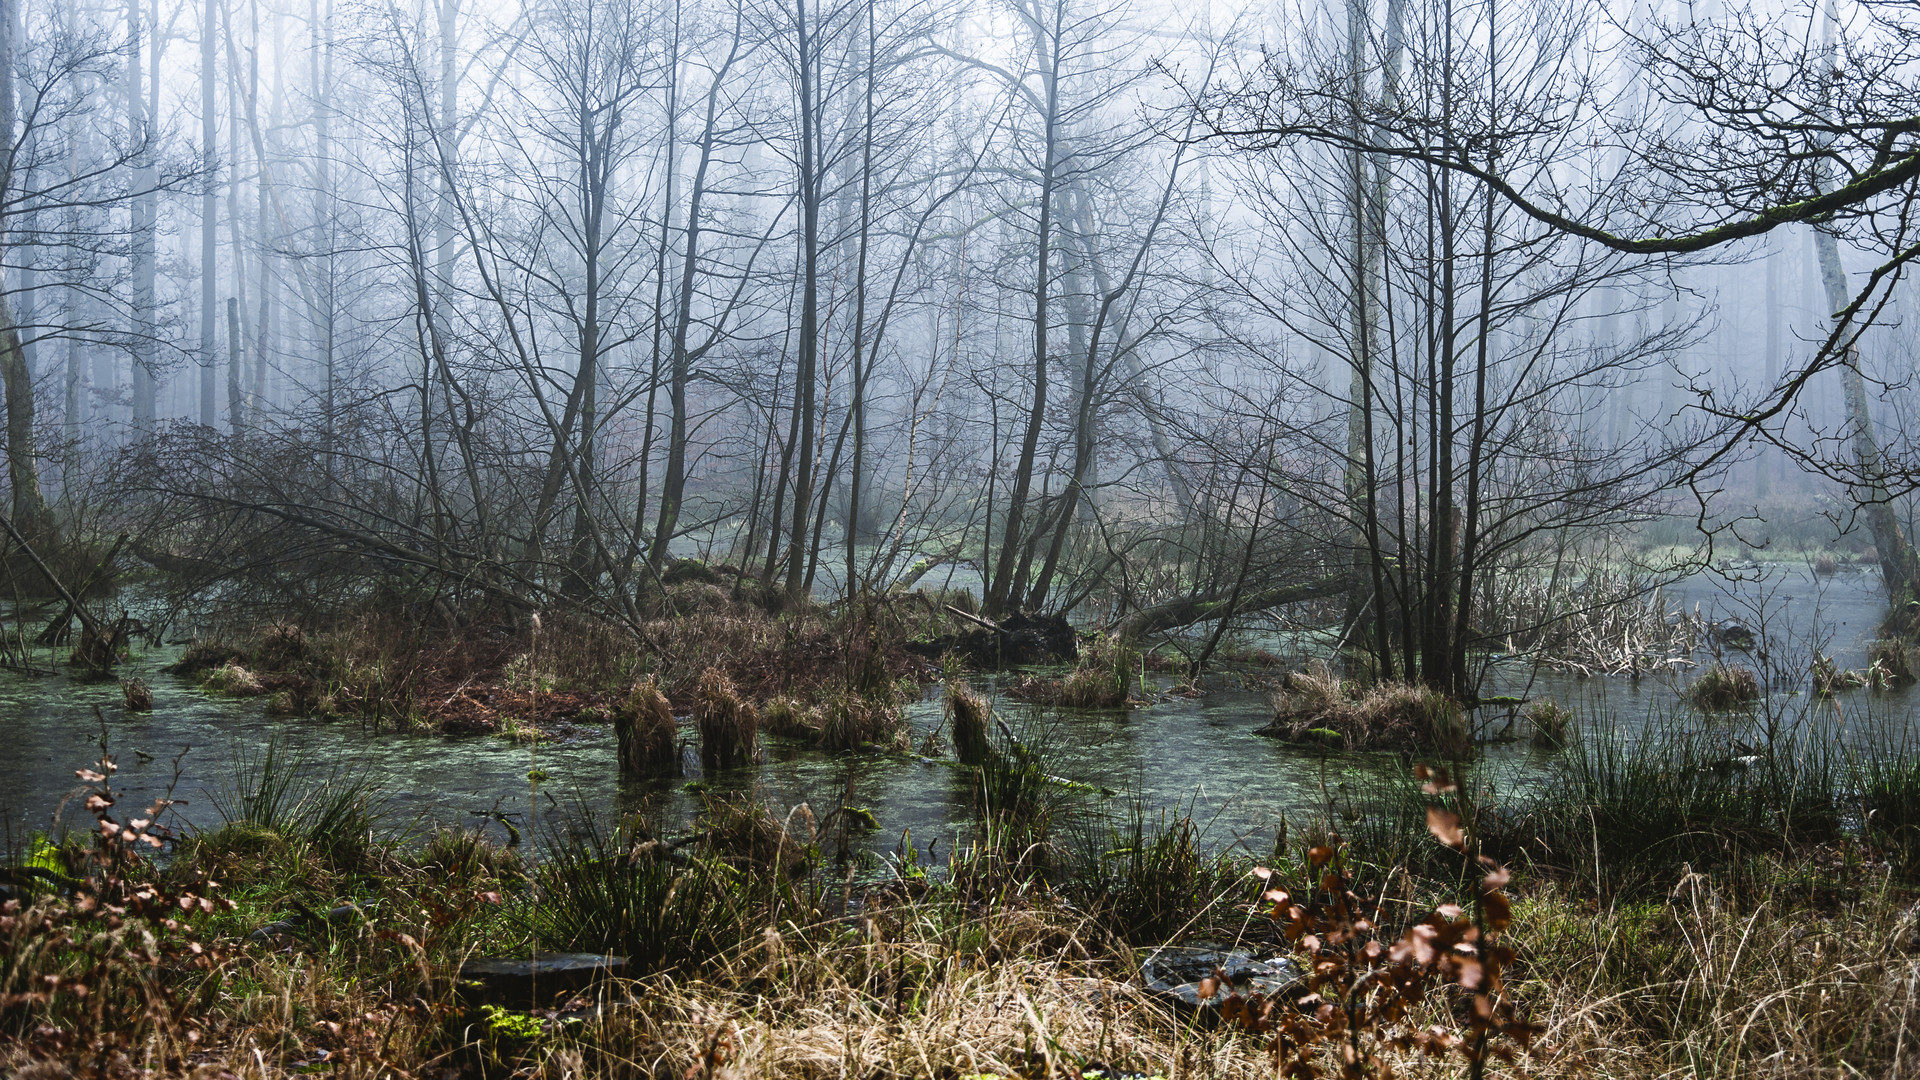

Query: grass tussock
[[1684, 662, 1761, 709], [1066, 799, 1243, 943], [817, 687, 908, 753], [694, 666, 758, 771], [1259, 665, 1469, 756], [760, 695, 821, 739], [202, 659, 265, 696], [1869, 638, 1918, 686], [522, 814, 753, 977], [1006, 634, 1138, 708], [613, 677, 678, 777], [120, 677, 152, 712], [1525, 698, 1575, 747], [944, 676, 990, 765]]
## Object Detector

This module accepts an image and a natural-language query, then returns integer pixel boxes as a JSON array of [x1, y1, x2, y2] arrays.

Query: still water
[[2, 562, 1912, 858]]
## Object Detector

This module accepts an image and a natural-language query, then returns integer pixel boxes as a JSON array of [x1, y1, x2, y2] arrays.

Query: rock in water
[[458, 953, 626, 1007], [1140, 945, 1304, 1012]]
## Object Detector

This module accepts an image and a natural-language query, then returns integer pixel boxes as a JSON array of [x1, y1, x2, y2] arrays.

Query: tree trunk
[[0, 0, 43, 536], [986, 7, 1062, 617], [1814, 227, 1920, 626], [225, 298, 242, 437], [128, 0, 157, 436], [200, 0, 217, 428], [784, 0, 820, 603], [651, 26, 739, 571], [0, 293, 44, 537]]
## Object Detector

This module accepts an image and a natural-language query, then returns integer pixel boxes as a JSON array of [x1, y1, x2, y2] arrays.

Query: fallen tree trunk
[[1112, 575, 1349, 644]]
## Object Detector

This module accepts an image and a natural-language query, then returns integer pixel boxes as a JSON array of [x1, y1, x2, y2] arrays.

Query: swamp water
[[2, 563, 1915, 860]]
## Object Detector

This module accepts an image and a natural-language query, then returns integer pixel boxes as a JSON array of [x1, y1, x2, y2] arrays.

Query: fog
[[6, 0, 1920, 687]]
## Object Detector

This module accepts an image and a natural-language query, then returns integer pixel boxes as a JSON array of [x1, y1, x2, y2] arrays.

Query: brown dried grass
[[6, 824, 1916, 1080], [614, 677, 678, 776], [945, 678, 990, 765], [1262, 666, 1469, 756], [695, 666, 759, 770], [761, 695, 822, 740], [817, 690, 906, 753]]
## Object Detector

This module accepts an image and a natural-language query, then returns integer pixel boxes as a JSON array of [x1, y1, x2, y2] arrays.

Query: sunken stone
[[1140, 945, 1304, 1012], [458, 953, 626, 1006]]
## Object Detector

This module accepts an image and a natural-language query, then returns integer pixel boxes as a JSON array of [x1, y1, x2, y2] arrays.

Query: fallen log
[[1112, 575, 1349, 644]]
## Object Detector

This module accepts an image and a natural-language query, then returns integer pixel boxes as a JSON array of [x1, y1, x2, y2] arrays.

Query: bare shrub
[[1217, 766, 1540, 1075], [1, 755, 232, 1073]]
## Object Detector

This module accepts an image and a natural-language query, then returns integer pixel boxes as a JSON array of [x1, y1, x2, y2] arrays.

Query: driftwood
[[1112, 575, 1349, 643]]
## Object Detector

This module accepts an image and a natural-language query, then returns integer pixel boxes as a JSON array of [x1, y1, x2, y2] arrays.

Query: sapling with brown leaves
[[1215, 764, 1543, 1078]]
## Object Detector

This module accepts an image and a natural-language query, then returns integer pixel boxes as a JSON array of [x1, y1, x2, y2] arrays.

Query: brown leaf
[[1483, 891, 1513, 932], [1418, 764, 1456, 795], [1427, 807, 1465, 849]]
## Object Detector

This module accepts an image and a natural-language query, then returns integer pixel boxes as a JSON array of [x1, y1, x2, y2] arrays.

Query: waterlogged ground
[[2, 562, 1915, 860]]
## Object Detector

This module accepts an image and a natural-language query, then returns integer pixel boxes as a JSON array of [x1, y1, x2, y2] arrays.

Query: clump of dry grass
[[1496, 571, 1701, 676], [614, 677, 678, 776], [817, 687, 908, 753], [1005, 634, 1137, 709], [1525, 699, 1574, 748], [1512, 865, 1920, 1079], [944, 677, 990, 764], [202, 660, 265, 695], [1868, 638, 1918, 687], [120, 677, 153, 711], [1685, 662, 1761, 709], [1259, 665, 1469, 755], [761, 695, 822, 740], [695, 666, 758, 770]]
